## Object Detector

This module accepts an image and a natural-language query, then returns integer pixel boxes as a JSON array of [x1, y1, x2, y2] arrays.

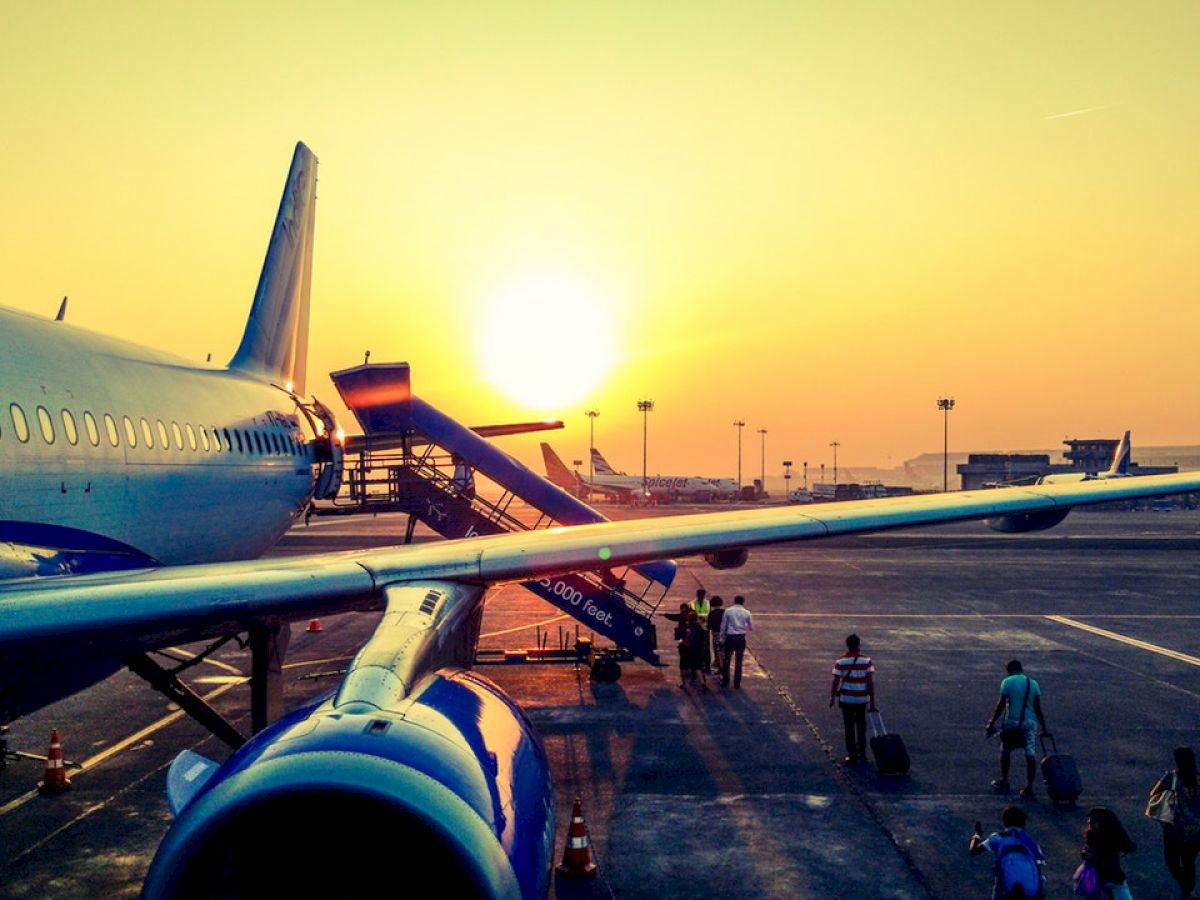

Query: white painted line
[[1046, 615, 1200, 667]]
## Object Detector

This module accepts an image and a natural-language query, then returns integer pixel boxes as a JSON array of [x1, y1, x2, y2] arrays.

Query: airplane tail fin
[[540, 443, 579, 489], [591, 448, 618, 475], [229, 142, 318, 395], [1107, 430, 1132, 476]]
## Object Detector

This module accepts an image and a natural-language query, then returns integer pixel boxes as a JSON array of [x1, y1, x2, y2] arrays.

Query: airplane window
[[83, 411, 100, 446], [61, 409, 78, 445], [184, 422, 196, 451], [271, 432, 281, 454], [156, 420, 169, 449], [253, 432, 264, 454], [199, 426, 210, 452], [141, 418, 155, 449], [10, 404, 30, 443], [124, 416, 138, 448], [223, 428, 233, 452], [104, 413, 120, 447], [170, 421, 183, 450], [37, 406, 55, 444], [235, 430, 243, 453]]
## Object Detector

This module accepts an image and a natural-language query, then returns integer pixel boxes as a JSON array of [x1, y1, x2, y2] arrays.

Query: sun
[[477, 270, 617, 411]]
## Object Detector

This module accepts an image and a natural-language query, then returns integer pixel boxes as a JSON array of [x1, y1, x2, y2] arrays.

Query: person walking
[[719, 595, 753, 688], [690, 588, 712, 675], [1079, 807, 1136, 899], [1148, 746, 1200, 900], [984, 659, 1049, 800], [673, 603, 693, 688], [968, 805, 1046, 900], [707, 596, 725, 677], [829, 634, 876, 765]]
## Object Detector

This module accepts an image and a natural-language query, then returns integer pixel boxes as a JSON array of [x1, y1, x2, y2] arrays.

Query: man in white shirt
[[718, 595, 753, 688]]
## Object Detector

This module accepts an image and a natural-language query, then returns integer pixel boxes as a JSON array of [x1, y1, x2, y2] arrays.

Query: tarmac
[[1, 505, 1198, 899]]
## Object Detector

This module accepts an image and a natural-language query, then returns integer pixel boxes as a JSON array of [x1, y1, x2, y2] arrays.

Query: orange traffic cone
[[555, 796, 597, 878], [37, 729, 72, 795], [306, 618, 323, 633]]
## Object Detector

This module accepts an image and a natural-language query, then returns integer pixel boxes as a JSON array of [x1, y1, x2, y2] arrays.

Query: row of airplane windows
[[1, 403, 310, 458]]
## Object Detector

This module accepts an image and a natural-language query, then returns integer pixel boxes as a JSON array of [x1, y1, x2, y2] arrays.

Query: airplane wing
[[4, 470, 1197, 670]]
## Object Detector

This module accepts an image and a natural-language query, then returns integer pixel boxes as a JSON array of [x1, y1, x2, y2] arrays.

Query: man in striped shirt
[[830, 634, 876, 765]]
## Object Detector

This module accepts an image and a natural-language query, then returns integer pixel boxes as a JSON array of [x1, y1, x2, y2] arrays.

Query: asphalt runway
[[1, 506, 1197, 898]]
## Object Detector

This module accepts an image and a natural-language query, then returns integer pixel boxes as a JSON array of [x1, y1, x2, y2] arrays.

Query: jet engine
[[703, 547, 750, 570], [142, 668, 555, 900], [985, 508, 1072, 533]]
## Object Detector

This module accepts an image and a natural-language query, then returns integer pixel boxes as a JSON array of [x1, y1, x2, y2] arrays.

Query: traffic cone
[[555, 796, 597, 878], [37, 729, 72, 795], [306, 618, 323, 633]]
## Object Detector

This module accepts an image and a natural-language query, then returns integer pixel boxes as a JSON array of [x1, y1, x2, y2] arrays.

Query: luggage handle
[[867, 709, 887, 738], [1039, 733, 1058, 755]]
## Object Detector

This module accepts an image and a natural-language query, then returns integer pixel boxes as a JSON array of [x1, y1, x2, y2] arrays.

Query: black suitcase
[[868, 711, 911, 775], [1040, 735, 1082, 805]]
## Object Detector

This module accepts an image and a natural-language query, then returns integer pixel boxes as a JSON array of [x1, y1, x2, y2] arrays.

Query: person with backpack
[[969, 806, 1046, 899], [1148, 746, 1200, 900]]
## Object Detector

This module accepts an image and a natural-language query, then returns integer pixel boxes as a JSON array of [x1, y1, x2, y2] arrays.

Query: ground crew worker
[[691, 587, 711, 674]]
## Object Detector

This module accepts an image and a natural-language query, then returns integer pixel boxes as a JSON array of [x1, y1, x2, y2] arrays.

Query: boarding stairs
[[329, 363, 672, 665]]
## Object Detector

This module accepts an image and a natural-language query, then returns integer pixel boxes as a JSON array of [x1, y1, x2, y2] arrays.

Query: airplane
[[541, 443, 740, 503], [1037, 429, 1131, 484], [3, 144, 1200, 899]]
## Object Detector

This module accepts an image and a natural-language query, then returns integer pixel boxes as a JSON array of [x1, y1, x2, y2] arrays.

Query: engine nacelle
[[985, 508, 1072, 533], [143, 668, 554, 900], [703, 547, 750, 570]]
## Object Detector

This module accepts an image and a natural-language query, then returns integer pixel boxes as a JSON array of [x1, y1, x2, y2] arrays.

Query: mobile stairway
[[329, 362, 675, 667]]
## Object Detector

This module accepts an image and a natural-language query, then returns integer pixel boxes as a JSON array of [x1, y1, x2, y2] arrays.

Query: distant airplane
[[2, 144, 1199, 899], [1037, 429, 1131, 484], [541, 443, 739, 502]]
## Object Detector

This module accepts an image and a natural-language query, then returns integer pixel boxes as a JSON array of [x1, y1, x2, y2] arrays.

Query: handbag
[[1145, 776, 1176, 825], [1072, 860, 1102, 899]]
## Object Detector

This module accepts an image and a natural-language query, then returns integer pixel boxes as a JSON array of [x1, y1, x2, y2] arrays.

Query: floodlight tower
[[733, 420, 746, 489], [830, 440, 841, 484], [638, 400, 654, 497], [783, 460, 793, 499], [938, 397, 955, 492], [585, 409, 600, 479], [757, 428, 768, 497]]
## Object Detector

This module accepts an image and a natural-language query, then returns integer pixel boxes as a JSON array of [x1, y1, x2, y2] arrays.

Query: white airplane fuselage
[[0, 306, 316, 575]]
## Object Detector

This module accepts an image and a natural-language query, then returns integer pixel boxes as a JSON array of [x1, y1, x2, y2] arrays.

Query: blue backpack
[[994, 830, 1044, 900]]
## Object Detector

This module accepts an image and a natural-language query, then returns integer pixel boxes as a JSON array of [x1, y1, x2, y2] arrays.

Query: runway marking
[[0, 680, 245, 818], [1046, 615, 1200, 667], [482, 613, 571, 639], [162, 645, 244, 676]]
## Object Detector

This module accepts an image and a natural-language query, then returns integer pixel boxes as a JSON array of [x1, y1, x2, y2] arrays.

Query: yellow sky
[[2, 3, 1198, 482]]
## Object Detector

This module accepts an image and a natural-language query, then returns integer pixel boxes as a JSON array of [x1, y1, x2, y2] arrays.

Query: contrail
[[1044, 105, 1107, 120]]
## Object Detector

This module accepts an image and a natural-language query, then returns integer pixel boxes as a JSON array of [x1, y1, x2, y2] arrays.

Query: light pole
[[585, 409, 600, 479], [783, 459, 792, 499], [803, 461, 808, 491], [830, 440, 840, 484], [757, 428, 767, 497], [733, 420, 745, 489], [638, 400, 654, 497], [938, 397, 955, 492], [572, 458, 583, 496]]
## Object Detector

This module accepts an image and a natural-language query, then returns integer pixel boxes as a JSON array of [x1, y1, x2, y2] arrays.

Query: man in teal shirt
[[985, 659, 1049, 800]]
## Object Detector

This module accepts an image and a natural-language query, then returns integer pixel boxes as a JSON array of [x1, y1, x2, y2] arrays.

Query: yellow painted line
[[163, 646, 244, 676], [0, 680, 245, 818], [1046, 615, 1200, 667], [482, 614, 571, 640], [754, 613, 1200, 619]]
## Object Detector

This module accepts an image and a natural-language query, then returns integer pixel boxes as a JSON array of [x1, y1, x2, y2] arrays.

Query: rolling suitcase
[[868, 710, 911, 775], [1040, 734, 1082, 805]]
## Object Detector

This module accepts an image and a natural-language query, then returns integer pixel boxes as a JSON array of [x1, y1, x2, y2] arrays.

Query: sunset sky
[[3, 3, 1197, 484]]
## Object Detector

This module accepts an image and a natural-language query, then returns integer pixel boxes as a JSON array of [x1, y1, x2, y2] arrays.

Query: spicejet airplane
[[541, 442, 740, 502], [3, 144, 1199, 899]]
